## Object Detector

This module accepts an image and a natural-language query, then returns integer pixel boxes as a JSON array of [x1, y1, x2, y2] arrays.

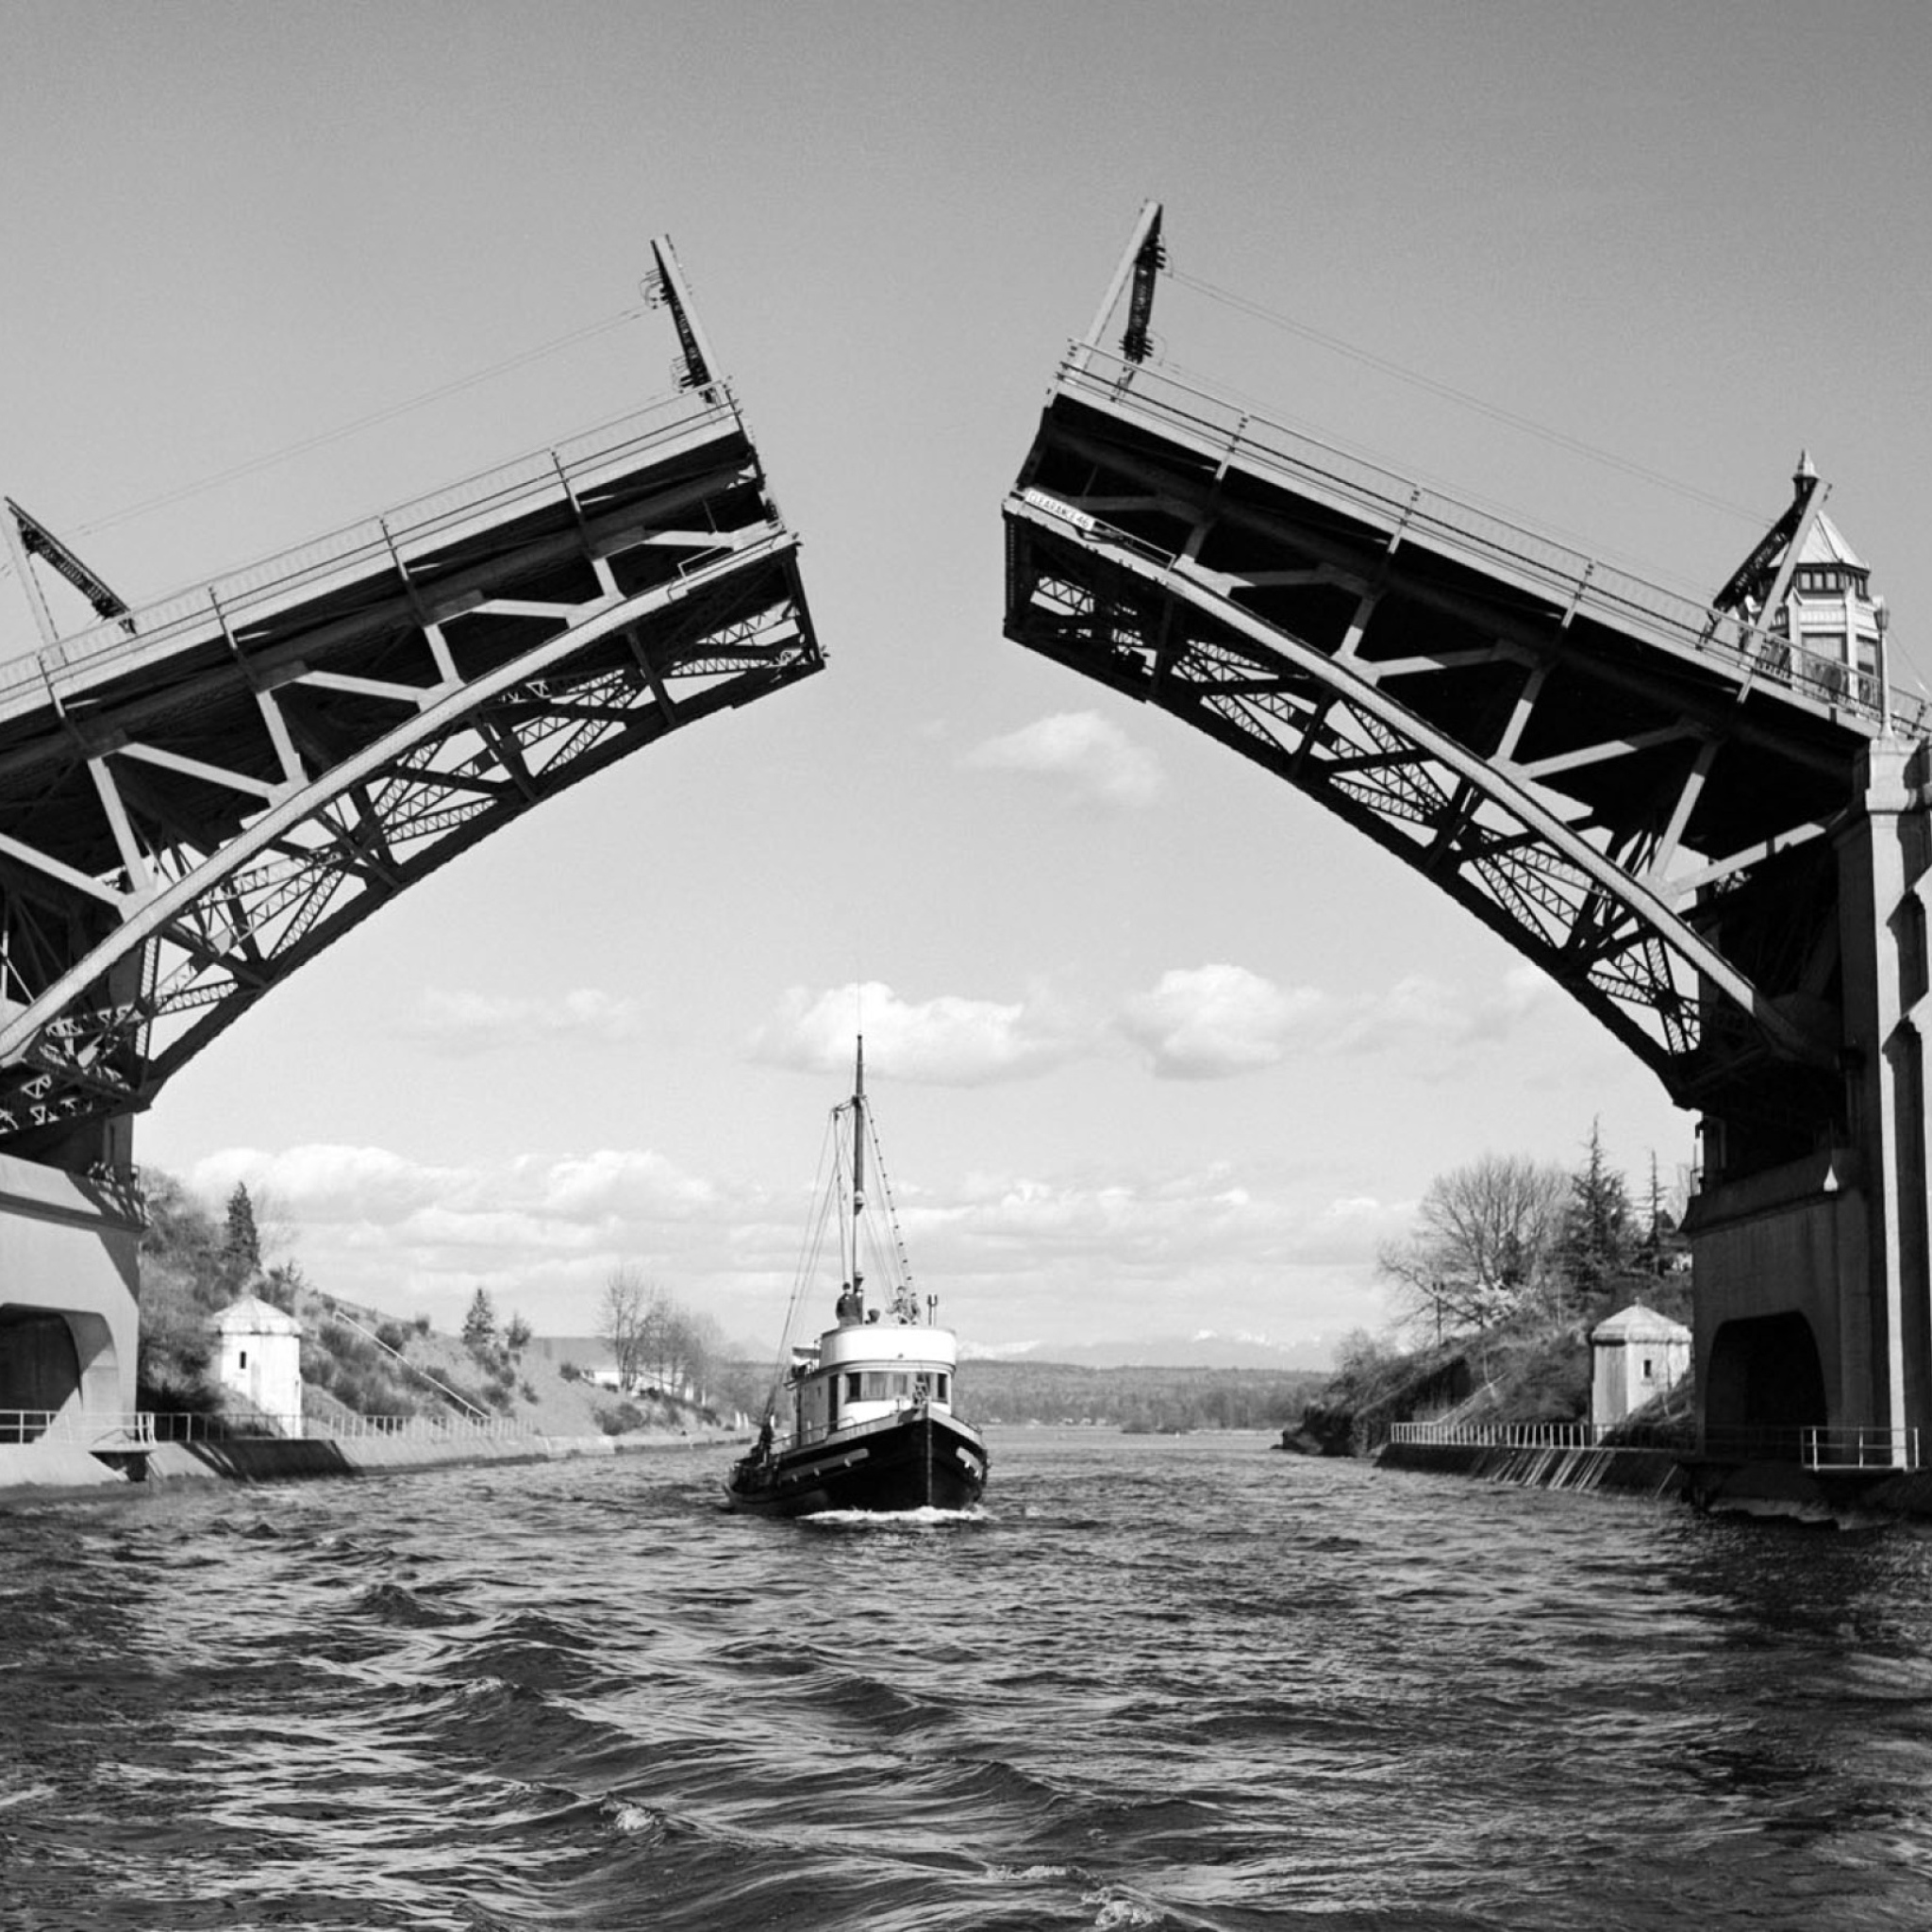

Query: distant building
[[211, 1293, 304, 1432], [1591, 1301, 1691, 1429]]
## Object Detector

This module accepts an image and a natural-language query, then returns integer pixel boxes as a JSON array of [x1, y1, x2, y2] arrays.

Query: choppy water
[[5, 1432, 1932, 1930]]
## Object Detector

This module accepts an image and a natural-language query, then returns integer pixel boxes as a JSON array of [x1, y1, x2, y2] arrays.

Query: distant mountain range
[[532, 1329, 1336, 1374], [962, 1331, 1335, 1373]]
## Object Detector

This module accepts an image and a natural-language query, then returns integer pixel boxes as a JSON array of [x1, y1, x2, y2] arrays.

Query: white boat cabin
[[784, 1308, 960, 1448]]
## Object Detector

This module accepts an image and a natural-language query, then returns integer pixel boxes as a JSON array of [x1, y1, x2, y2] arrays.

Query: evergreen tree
[[1560, 1120, 1632, 1306], [223, 1182, 261, 1283], [461, 1287, 497, 1350]]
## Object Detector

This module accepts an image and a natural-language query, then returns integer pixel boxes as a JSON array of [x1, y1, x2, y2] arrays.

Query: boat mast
[[848, 1037, 866, 1306], [851, 1036, 866, 1214]]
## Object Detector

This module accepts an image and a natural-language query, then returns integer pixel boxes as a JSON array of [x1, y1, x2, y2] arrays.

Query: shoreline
[[0, 1427, 745, 1507], [1375, 1437, 1932, 1528]]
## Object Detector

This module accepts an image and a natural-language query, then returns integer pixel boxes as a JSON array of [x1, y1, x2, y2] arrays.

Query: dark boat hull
[[724, 1408, 988, 1518]]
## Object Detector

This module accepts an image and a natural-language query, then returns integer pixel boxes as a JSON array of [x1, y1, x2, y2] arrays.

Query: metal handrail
[[1055, 345, 1924, 735], [0, 1407, 534, 1446], [1801, 1425, 1921, 1472], [0, 384, 741, 718], [1385, 1417, 1924, 1473], [1386, 1419, 1684, 1453]]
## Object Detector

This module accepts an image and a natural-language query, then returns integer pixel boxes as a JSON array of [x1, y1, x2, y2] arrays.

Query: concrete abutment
[[0, 1152, 144, 1461], [1689, 739, 1932, 1449]]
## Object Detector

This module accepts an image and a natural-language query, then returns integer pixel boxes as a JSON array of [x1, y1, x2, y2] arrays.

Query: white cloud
[[749, 980, 1080, 1086], [1329, 964, 1556, 1074], [182, 1134, 1389, 1358], [192, 1142, 460, 1224], [401, 986, 641, 1054], [541, 1148, 717, 1219], [1118, 962, 1332, 1078], [961, 709, 1164, 808]]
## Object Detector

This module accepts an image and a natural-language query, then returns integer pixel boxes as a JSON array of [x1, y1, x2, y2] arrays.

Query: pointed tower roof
[[1591, 1300, 1690, 1344], [211, 1292, 302, 1336], [1794, 510, 1867, 574]]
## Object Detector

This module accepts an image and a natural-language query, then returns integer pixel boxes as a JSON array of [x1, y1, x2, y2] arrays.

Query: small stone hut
[[1590, 1300, 1691, 1430], [211, 1293, 304, 1432]]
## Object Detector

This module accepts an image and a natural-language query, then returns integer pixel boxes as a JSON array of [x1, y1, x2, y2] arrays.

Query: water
[[5, 1433, 1932, 1931]]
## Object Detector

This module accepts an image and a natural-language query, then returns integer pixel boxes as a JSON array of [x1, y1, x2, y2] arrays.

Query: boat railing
[[791, 1401, 952, 1453]]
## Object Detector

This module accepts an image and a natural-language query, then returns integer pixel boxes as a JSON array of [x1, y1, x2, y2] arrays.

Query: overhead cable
[[77, 307, 648, 538], [1166, 266, 1764, 527]]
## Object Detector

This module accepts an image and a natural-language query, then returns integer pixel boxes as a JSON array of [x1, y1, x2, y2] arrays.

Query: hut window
[[1641, 1357, 1654, 1378], [239, 1350, 248, 1369], [937, 1374, 950, 1403], [845, 1374, 861, 1404]]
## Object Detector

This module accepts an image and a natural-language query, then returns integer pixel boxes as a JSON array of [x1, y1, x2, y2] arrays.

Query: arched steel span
[[0, 256, 822, 1171], [1003, 327, 1906, 1146]]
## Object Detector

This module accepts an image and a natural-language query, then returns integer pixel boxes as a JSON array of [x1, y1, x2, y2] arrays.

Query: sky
[[3, 3, 1928, 1362]]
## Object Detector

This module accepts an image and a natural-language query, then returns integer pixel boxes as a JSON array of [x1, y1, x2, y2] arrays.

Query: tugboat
[[724, 1040, 989, 1517]]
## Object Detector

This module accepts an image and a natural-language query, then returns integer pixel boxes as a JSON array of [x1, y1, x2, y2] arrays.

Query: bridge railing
[[1800, 1426, 1922, 1472], [1386, 1419, 1688, 1454], [1387, 1418, 1925, 1472], [0, 385, 742, 721], [1053, 346, 1924, 735], [0, 1408, 533, 1446]]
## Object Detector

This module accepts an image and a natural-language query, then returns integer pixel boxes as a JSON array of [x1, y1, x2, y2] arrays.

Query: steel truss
[[1003, 355, 1874, 1135], [0, 382, 820, 1167]]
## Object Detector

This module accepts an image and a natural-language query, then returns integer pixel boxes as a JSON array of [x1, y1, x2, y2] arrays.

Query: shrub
[[597, 1401, 646, 1436]]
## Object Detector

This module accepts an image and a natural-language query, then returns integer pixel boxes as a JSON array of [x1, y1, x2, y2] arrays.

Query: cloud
[[749, 980, 1080, 1086], [1117, 963, 1332, 1078], [400, 986, 641, 1054], [1328, 963, 1556, 1074], [961, 709, 1164, 807], [181, 1134, 1394, 1358]]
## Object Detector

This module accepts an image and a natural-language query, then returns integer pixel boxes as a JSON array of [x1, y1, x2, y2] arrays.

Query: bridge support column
[[0, 1154, 143, 1442], [1836, 739, 1932, 1439], [1690, 738, 1932, 1453]]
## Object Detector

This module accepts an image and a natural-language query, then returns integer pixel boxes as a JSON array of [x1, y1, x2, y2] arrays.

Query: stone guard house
[[1591, 1301, 1692, 1430], [212, 1293, 304, 1433]]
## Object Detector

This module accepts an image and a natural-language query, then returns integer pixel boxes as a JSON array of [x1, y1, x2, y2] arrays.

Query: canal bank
[[0, 1427, 734, 1501], [1376, 1437, 1932, 1527]]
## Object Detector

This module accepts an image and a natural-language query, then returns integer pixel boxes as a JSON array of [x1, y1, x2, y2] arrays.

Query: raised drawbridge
[[1003, 204, 1930, 1457], [0, 238, 822, 1435]]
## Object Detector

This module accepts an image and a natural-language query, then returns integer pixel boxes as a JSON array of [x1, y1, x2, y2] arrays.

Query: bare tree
[[1381, 1154, 1569, 1339], [600, 1264, 650, 1391]]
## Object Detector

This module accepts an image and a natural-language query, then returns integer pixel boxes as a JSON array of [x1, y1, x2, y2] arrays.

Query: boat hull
[[724, 1408, 988, 1518]]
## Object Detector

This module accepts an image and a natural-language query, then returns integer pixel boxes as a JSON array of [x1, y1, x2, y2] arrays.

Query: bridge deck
[[0, 387, 798, 878], [0, 375, 821, 1164], [1006, 342, 1884, 1127], [1016, 345, 1902, 868]]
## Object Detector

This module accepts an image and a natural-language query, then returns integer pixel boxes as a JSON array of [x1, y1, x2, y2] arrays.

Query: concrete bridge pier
[[1690, 737, 1932, 1456], [0, 1154, 144, 1461]]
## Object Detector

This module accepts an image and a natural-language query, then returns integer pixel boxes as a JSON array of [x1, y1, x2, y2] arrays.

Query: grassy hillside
[[1291, 1272, 1694, 1456], [136, 1173, 727, 1438]]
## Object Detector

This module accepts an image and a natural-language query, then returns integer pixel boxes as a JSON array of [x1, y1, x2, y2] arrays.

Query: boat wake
[[800, 1504, 986, 1531]]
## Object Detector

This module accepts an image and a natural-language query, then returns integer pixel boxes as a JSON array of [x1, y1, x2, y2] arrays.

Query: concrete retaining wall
[[1377, 1439, 1690, 1499], [0, 1429, 720, 1501], [1376, 1436, 1932, 1526]]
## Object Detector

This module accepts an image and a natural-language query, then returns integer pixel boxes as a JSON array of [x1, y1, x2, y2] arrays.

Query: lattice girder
[[0, 394, 822, 1166], [1003, 365, 1880, 1132]]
